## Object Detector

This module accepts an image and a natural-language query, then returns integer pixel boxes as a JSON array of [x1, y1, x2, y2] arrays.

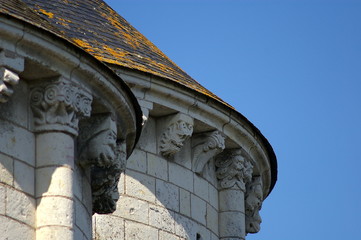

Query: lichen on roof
[[3, 0, 230, 108]]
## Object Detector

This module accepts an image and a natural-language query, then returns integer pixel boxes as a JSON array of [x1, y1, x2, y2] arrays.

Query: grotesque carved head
[[245, 176, 263, 234], [78, 114, 127, 214]]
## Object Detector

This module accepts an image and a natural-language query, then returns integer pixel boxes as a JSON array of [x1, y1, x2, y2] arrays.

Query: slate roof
[[2, 0, 229, 108], [0, 0, 277, 193]]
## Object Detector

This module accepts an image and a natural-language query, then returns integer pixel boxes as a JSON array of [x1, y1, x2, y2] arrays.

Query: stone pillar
[[30, 78, 92, 240], [215, 149, 253, 240]]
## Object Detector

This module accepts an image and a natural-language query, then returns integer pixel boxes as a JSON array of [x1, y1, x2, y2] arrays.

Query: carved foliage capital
[[30, 78, 92, 135], [245, 176, 263, 234], [159, 113, 194, 158], [192, 131, 225, 173], [215, 149, 253, 191], [78, 114, 126, 214]]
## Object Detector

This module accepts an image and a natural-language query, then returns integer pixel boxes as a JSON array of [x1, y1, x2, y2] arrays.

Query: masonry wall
[[93, 117, 220, 240], [0, 81, 36, 239]]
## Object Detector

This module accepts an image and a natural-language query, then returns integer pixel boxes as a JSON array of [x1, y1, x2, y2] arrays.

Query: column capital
[[245, 176, 263, 234], [215, 149, 253, 192], [30, 77, 92, 136]]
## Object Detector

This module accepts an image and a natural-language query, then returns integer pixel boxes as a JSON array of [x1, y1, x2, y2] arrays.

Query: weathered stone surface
[[191, 194, 206, 225], [114, 196, 149, 224], [208, 184, 218, 210], [0, 67, 20, 103], [148, 153, 168, 180], [149, 205, 175, 232], [169, 162, 193, 192], [36, 226, 73, 240], [0, 153, 13, 186], [136, 117, 157, 154], [6, 188, 35, 226], [156, 179, 179, 211], [219, 189, 245, 212], [206, 203, 218, 234], [93, 214, 124, 240], [75, 199, 91, 239], [174, 213, 197, 240], [127, 149, 147, 173], [159, 230, 180, 240], [125, 170, 156, 202], [219, 211, 245, 238], [0, 185, 5, 214], [14, 160, 34, 195], [194, 174, 209, 202], [179, 188, 191, 217], [125, 221, 158, 240], [0, 216, 35, 240], [36, 196, 73, 228]]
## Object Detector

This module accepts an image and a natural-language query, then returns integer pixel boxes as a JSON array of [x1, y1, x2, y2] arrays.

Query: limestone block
[[36, 226, 73, 240], [125, 220, 158, 240], [0, 185, 5, 214], [194, 175, 209, 202], [219, 190, 245, 213], [156, 179, 179, 211], [149, 205, 175, 232], [206, 204, 219, 234], [148, 153, 168, 180], [0, 121, 35, 166], [0, 216, 35, 240], [208, 184, 218, 210], [117, 172, 125, 195], [36, 166, 72, 198], [36, 196, 73, 228], [219, 211, 245, 238], [114, 196, 149, 224], [0, 81, 28, 128], [36, 133, 74, 168], [127, 149, 147, 173], [82, 173, 92, 213], [173, 139, 192, 170], [159, 230, 180, 240], [169, 162, 193, 192], [93, 214, 124, 240], [136, 117, 157, 154], [191, 194, 207, 225], [197, 224, 211, 240], [174, 213, 197, 239], [75, 199, 91, 239], [74, 165, 83, 200], [6, 188, 35, 226], [210, 232, 219, 240], [0, 153, 13, 186], [14, 160, 34, 196], [179, 188, 191, 217], [125, 170, 156, 202]]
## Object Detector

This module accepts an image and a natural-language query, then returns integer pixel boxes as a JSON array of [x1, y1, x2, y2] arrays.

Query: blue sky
[[105, 1, 361, 239]]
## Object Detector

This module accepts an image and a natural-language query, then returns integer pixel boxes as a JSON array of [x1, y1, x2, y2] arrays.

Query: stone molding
[[30, 78, 92, 136], [159, 113, 194, 158], [245, 176, 263, 234], [0, 50, 24, 103], [215, 149, 253, 192], [78, 113, 126, 214], [192, 130, 225, 173]]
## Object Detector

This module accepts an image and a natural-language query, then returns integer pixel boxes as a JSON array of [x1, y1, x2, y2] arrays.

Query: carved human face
[[87, 129, 117, 166]]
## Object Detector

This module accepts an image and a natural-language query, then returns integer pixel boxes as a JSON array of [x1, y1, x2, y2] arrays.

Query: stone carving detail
[[0, 67, 20, 103], [30, 78, 92, 135], [0, 50, 24, 103], [192, 131, 225, 173], [78, 114, 126, 214], [245, 176, 263, 234], [159, 113, 193, 158], [215, 149, 253, 192]]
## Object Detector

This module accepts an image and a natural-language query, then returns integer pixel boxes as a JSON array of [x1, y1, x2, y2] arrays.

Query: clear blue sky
[[105, 1, 361, 239]]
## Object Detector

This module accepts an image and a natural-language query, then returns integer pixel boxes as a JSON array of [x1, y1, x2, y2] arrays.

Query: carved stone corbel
[[30, 77, 92, 136], [192, 131, 225, 173], [245, 176, 263, 234], [159, 113, 193, 158], [0, 50, 24, 103], [215, 149, 253, 192], [78, 113, 126, 214]]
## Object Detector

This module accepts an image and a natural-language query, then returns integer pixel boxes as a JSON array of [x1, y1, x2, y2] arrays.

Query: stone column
[[215, 149, 253, 240], [30, 78, 92, 240]]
